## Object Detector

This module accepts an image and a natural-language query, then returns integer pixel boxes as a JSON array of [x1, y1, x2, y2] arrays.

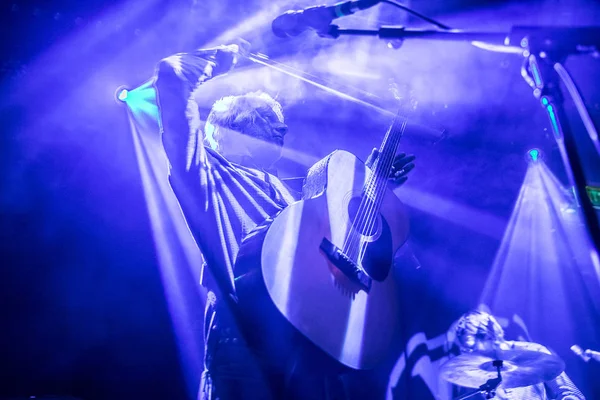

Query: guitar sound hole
[[347, 196, 379, 237]]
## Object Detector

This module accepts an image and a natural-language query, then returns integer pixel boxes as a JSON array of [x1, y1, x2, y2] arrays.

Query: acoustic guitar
[[235, 110, 411, 370]]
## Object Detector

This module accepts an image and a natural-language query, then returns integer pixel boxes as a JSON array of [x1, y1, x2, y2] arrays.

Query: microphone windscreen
[[272, 11, 301, 38]]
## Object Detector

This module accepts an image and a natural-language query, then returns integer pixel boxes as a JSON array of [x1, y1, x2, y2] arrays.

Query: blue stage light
[[528, 148, 541, 163]]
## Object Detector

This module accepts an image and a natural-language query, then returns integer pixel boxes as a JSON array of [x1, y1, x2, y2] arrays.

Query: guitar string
[[341, 121, 393, 255], [345, 113, 407, 266], [360, 115, 405, 248], [363, 113, 408, 234], [341, 163, 377, 259], [341, 119, 394, 258], [343, 113, 403, 262], [341, 152, 381, 259], [343, 118, 397, 262], [346, 95, 415, 254], [361, 115, 408, 247]]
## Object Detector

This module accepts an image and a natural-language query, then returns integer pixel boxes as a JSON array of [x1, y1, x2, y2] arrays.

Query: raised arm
[[153, 45, 238, 173]]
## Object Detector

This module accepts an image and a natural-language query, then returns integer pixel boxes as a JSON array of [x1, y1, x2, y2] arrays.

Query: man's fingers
[[394, 154, 416, 166], [389, 153, 415, 186], [394, 162, 415, 177], [366, 148, 379, 168]]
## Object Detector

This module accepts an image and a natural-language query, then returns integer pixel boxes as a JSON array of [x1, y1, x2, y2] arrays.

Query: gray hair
[[454, 310, 505, 352], [204, 91, 283, 151]]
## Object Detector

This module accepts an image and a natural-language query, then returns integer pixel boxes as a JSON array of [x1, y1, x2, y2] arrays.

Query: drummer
[[450, 310, 585, 400]]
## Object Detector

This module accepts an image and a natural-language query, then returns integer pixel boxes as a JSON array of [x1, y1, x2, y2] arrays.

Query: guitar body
[[235, 150, 409, 370]]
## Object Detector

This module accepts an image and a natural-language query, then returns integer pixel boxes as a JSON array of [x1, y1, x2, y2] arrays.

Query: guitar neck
[[366, 112, 409, 202]]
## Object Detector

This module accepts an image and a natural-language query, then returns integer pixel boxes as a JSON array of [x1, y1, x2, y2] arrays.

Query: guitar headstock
[[388, 79, 418, 116]]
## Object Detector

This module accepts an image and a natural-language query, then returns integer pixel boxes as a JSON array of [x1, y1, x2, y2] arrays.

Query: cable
[[554, 62, 600, 156], [381, 0, 451, 30]]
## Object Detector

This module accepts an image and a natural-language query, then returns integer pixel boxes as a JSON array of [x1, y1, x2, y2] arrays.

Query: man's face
[[459, 330, 498, 353], [239, 99, 288, 167], [457, 323, 507, 354], [455, 312, 505, 354]]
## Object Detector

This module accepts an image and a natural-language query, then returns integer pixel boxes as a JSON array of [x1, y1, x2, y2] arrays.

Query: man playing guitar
[[154, 42, 415, 400]]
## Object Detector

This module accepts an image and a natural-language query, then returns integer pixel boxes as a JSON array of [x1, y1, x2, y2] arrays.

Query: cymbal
[[440, 348, 565, 389]]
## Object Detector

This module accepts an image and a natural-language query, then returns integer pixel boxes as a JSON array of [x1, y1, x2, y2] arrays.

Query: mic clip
[[319, 24, 341, 39]]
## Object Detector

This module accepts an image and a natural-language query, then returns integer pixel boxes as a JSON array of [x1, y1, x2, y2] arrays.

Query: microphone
[[571, 345, 600, 362], [272, 0, 381, 38]]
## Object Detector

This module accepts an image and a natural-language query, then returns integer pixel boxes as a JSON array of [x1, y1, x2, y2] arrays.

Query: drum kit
[[439, 347, 566, 399]]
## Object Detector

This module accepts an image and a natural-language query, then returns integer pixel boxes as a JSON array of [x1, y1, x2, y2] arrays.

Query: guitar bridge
[[319, 238, 372, 293]]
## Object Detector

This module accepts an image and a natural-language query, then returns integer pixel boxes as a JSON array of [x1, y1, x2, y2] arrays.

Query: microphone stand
[[455, 359, 503, 400], [319, 24, 600, 254]]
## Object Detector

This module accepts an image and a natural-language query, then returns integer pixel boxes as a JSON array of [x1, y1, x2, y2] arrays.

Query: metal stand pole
[[455, 359, 503, 400]]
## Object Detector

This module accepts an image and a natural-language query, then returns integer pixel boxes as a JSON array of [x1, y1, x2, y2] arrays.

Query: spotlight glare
[[118, 89, 129, 102]]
